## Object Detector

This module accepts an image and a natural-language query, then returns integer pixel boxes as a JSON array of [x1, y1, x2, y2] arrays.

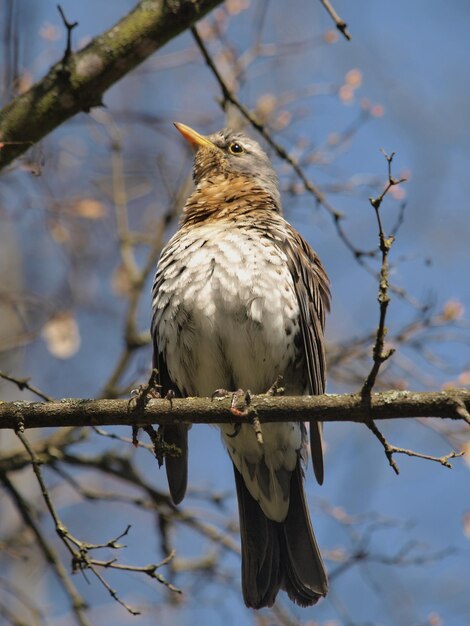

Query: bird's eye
[[228, 142, 244, 154]]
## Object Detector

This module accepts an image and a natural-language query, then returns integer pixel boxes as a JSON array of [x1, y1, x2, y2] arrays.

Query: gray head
[[174, 123, 281, 209]]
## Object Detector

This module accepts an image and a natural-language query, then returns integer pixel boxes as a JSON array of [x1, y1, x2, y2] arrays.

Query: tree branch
[[0, 0, 223, 170], [362, 151, 406, 396], [319, 0, 351, 41], [0, 390, 469, 430], [0, 470, 90, 626]]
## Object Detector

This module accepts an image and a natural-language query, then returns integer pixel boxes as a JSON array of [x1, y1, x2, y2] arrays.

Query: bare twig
[[100, 165, 188, 399], [15, 430, 179, 615], [362, 151, 407, 396], [0, 369, 53, 402], [319, 0, 352, 41], [0, 576, 46, 625], [57, 5, 78, 64], [0, 469, 90, 626], [190, 25, 370, 260], [191, 24, 433, 322], [359, 151, 409, 473]]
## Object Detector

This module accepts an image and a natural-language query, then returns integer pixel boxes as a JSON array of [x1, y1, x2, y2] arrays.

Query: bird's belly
[[154, 227, 306, 521], [157, 232, 302, 397]]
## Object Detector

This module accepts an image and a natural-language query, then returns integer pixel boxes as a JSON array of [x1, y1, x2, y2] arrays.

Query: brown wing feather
[[151, 267, 189, 505], [281, 223, 330, 484]]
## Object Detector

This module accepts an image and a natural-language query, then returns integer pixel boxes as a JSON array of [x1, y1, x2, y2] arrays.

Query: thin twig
[[362, 151, 407, 396], [57, 5, 78, 64], [319, 0, 352, 40], [191, 25, 429, 314], [359, 151, 410, 472], [191, 24, 334, 216], [15, 430, 179, 615], [0, 370, 53, 402], [0, 469, 90, 626], [100, 167, 187, 398]]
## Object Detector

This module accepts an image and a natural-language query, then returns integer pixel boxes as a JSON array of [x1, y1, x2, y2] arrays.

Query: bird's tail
[[234, 461, 327, 609]]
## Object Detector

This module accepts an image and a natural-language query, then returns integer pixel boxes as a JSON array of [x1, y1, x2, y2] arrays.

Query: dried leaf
[[339, 85, 354, 104], [49, 221, 70, 243], [39, 22, 60, 41], [345, 68, 362, 89], [71, 198, 106, 219], [371, 104, 385, 117], [463, 512, 470, 539], [442, 300, 464, 321], [458, 371, 470, 386], [427, 612, 442, 626], [225, 0, 250, 15], [42, 312, 80, 359], [324, 29, 339, 44]]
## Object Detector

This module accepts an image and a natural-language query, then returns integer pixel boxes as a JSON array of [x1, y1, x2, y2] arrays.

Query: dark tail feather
[[234, 465, 282, 608], [164, 424, 188, 505], [152, 355, 188, 505], [280, 462, 328, 606], [234, 462, 327, 609], [310, 420, 324, 485]]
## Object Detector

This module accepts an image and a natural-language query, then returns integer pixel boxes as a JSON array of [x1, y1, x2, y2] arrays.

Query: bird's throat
[[181, 175, 280, 226]]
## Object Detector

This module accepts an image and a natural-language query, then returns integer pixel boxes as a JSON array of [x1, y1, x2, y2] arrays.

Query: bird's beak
[[174, 122, 215, 150]]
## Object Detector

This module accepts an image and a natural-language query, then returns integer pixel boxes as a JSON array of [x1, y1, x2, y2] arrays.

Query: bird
[[151, 122, 330, 609]]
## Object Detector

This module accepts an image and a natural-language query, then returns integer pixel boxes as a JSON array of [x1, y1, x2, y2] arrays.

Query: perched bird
[[151, 122, 330, 608]]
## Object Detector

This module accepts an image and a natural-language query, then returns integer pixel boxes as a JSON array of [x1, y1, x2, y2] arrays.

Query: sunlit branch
[[0, 390, 468, 429]]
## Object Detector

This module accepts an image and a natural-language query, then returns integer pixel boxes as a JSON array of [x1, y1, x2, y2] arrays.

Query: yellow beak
[[174, 122, 215, 149]]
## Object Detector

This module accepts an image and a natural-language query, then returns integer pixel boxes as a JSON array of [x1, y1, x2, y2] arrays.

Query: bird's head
[[174, 122, 281, 209]]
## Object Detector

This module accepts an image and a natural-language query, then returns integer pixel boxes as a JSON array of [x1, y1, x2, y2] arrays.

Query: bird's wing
[[151, 260, 188, 505], [280, 223, 330, 484]]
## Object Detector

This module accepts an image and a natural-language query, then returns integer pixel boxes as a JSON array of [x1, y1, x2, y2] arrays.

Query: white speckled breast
[[153, 219, 306, 520]]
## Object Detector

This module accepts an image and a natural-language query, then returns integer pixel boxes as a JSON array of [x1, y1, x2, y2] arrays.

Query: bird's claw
[[213, 388, 263, 445], [129, 369, 175, 447], [211, 388, 232, 401], [128, 369, 161, 413], [266, 375, 285, 396]]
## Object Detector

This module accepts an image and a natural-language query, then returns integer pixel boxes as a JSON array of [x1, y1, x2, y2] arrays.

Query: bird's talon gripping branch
[[226, 423, 242, 439], [266, 375, 285, 396], [164, 389, 175, 409], [226, 390, 249, 437], [229, 389, 251, 414], [128, 369, 162, 446], [128, 369, 161, 412], [250, 412, 264, 446], [211, 388, 232, 401]]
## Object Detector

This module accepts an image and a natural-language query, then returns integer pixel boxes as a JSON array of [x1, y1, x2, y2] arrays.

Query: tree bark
[[0, 390, 469, 430]]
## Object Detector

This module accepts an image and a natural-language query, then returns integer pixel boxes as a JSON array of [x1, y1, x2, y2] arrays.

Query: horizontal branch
[[0, 390, 469, 430], [0, 0, 222, 170]]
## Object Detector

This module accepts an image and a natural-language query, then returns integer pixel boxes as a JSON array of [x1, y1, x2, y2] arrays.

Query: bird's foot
[[265, 375, 285, 396], [129, 369, 161, 411], [128, 369, 174, 447], [211, 387, 251, 415], [212, 388, 263, 445]]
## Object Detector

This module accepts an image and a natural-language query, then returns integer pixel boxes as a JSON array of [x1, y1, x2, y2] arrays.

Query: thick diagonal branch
[[0, 0, 223, 170]]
